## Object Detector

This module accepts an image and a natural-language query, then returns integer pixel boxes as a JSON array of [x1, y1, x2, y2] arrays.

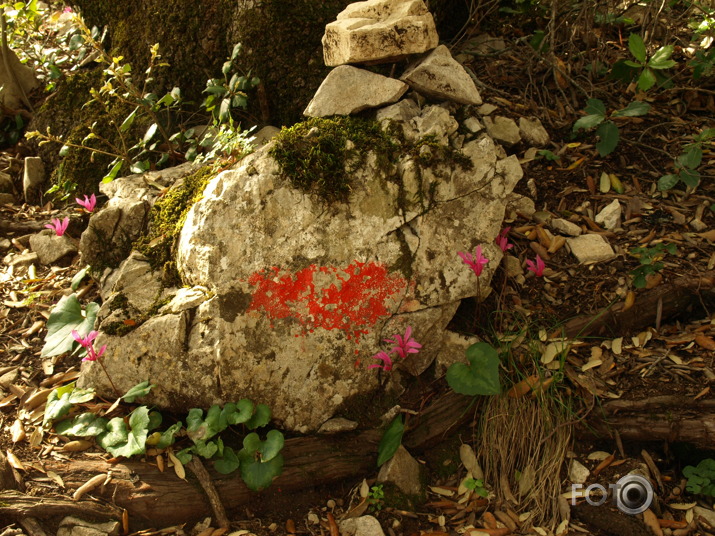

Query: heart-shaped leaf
[[41, 294, 99, 357], [96, 406, 150, 458], [223, 398, 254, 425], [446, 342, 501, 396], [55, 412, 108, 437], [238, 450, 284, 491], [246, 403, 271, 430], [122, 381, 155, 403], [214, 446, 240, 474], [259, 430, 285, 462]]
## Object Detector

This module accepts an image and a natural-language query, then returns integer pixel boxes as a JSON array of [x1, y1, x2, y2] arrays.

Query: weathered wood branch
[[2, 391, 476, 530], [579, 395, 715, 449], [562, 271, 715, 338], [0, 490, 124, 521]]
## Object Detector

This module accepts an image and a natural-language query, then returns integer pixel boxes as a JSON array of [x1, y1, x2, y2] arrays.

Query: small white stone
[[550, 218, 582, 237], [595, 199, 621, 230], [566, 234, 615, 263], [569, 459, 590, 484]]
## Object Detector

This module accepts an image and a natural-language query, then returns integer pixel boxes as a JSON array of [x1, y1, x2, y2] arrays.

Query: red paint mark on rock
[[247, 261, 407, 342]]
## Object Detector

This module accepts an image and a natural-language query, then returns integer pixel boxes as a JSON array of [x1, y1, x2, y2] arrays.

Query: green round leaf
[[446, 342, 501, 396]]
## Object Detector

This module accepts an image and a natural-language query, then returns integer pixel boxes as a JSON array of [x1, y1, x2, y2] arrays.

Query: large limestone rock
[[79, 163, 199, 269], [400, 45, 482, 105], [304, 66, 408, 117], [79, 102, 523, 433], [323, 0, 438, 66]]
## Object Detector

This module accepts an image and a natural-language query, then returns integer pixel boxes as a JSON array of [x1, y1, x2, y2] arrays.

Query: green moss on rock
[[270, 116, 399, 202], [134, 165, 216, 286]]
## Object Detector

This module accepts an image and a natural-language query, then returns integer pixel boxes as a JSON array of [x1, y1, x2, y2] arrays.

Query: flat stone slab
[[566, 234, 615, 263], [323, 0, 438, 66], [304, 65, 408, 117], [29, 231, 77, 265], [401, 45, 482, 105]]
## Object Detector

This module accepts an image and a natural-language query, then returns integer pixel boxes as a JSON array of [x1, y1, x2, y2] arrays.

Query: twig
[[186, 457, 229, 529]]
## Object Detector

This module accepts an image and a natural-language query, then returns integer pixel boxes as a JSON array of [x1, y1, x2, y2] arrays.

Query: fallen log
[[561, 271, 715, 338], [2, 391, 478, 530], [579, 395, 715, 449]]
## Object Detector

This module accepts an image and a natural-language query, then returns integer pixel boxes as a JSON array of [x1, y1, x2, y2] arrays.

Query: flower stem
[[97, 360, 121, 398]]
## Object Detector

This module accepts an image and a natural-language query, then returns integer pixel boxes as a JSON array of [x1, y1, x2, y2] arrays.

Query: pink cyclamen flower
[[45, 217, 69, 236], [458, 245, 489, 277], [384, 326, 422, 359], [368, 351, 393, 371], [526, 255, 546, 277], [71, 330, 104, 361], [84, 343, 107, 362], [71, 329, 98, 348], [63, 6, 72, 13], [496, 227, 513, 253], [76, 194, 96, 213]]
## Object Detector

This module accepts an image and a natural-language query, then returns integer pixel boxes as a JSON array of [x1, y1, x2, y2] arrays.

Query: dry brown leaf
[[72, 473, 108, 501], [507, 375, 539, 398], [694, 386, 710, 401], [694, 334, 715, 350], [10, 419, 25, 443], [156, 454, 165, 472], [623, 291, 636, 312], [6, 449, 25, 471], [196, 528, 215, 536], [60, 440, 93, 452], [46, 470, 65, 488], [642, 509, 663, 536], [167, 450, 185, 480], [697, 229, 715, 242], [592, 454, 615, 477], [481, 511, 498, 529]]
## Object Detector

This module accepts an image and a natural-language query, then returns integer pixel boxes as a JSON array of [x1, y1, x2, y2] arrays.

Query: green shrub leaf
[[612, 101, 650, 117], [246, 403, 271, 430], [658, 174, 679, 191], [97, 406, 150, 458], [573, 114, 604, 132], [596, 121, 619, 156], [628, 33, 647, 63], [377, 414, 404, 467], [637, 68, 656, 91], [649, 45, 675, 69]]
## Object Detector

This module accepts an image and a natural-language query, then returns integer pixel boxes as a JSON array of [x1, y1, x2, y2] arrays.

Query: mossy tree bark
[[68, 0, 352, 126]]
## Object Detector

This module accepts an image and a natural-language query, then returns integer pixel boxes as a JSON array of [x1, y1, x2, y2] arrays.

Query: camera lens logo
[[613, 475, 653, 515], [571, 475, 654, 515]]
